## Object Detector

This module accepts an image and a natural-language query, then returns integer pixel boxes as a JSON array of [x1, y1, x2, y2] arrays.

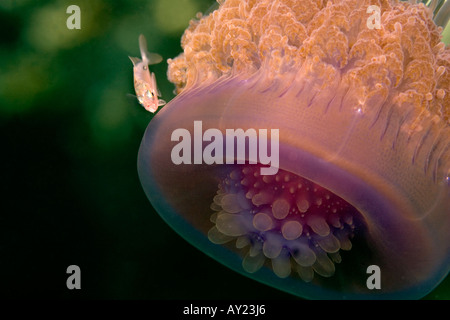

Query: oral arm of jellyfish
[[129, 34, 166, 113]]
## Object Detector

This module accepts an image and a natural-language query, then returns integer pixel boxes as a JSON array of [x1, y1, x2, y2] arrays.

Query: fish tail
[[139, 34, 150, 65], [139, 34, 163, 65]]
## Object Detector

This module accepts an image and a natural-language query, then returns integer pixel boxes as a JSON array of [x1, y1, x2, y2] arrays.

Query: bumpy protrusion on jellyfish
[[168, 0, 449, 128], [208, 165, 361, 282]]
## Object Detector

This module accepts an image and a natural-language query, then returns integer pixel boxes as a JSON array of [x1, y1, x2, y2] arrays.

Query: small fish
[[129, 34, 166, 113]]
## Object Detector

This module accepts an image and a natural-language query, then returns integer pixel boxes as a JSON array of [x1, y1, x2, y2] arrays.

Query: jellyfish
[[138, 0, 450, 299]]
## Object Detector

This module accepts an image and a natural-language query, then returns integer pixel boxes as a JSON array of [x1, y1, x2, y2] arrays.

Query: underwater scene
[[1, 0, 449, 300]]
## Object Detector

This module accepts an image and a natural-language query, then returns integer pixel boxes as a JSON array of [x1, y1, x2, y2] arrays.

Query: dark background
[[1, 0, 449, 299]]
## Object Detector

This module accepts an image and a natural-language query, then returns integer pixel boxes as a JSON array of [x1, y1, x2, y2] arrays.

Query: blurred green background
[[0, 0, 449, 299]]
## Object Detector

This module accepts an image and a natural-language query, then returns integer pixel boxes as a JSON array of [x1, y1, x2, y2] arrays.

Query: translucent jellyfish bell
[[138, 0, 450, 299]]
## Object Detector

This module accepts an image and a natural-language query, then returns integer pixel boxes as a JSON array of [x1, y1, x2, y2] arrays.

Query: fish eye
[[143, 65, 148, 70]]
